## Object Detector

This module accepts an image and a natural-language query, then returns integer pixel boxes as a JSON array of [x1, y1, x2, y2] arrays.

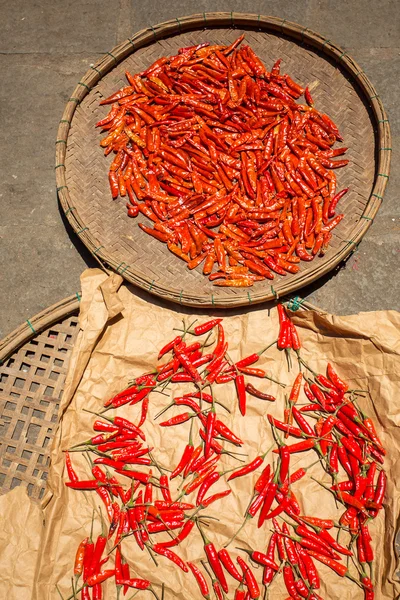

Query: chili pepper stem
[[149, 585, 162, 600], [264, 373, 286, 387], [285, 348, 292, 371], [154, 401, 175, 419], [223, 514, 250, 548], [56, 584, 65, 600], [145, 543, 159, 567], [298, 357, 318, 376]]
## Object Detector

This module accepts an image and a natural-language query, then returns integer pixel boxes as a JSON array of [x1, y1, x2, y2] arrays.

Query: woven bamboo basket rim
[[56, 12, 391, 308], [0, 292, 320, 499], [0, 293, 320, 364], [0, 293, 81, 365]]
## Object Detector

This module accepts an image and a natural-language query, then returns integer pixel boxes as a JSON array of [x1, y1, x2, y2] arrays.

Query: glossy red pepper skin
[[204, 543, 228, 593], [237, 556, 260, 599], [65, 451, 79, 482], [326, 363, 348, 391], [197, 471, 220, 506], [171, 444, 194, 479], [292, 407, 315, 436], [283, 565, 301, 599], [152, 544, 188, 572], [307, 550, 348, 577], [218, 549, 243, 581], [193, 319, 222, 336], [188, 562, 211, 599], [235, 374, 247, 415], [86, 569, 115, 586], [279, 446, 290, 482], [258, 482, 278, 527], [228, 455, 264, 481]]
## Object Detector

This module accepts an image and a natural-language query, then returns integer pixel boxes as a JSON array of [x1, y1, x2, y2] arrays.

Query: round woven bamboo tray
[[0, 293, 320, 501], [57, 12, 390, 309], [0, 295, 81, 501]]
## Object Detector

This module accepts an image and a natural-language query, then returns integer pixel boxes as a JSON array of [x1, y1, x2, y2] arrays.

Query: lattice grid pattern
[[0, 315, 79, 500]]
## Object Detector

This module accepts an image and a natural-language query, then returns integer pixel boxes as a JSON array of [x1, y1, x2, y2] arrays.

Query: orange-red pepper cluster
[[97, 36, 349, 287], [63, 310, 385, 599]]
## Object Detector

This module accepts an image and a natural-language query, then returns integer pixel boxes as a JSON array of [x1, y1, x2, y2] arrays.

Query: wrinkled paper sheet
[[0, 268, 399, 600]]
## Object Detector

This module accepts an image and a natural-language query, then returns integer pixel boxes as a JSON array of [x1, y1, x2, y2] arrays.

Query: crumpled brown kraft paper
[[0, 268, 399, 600]]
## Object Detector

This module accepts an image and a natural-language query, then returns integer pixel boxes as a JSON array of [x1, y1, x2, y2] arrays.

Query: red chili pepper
[[289, 373, 303, 404], [73, 538, 88, 577], [239, 547, 279, 571], [93, 419, 119, 433], [298, 546, 320, 589], [305, 87, 314, 106], [283, 564, 301, 598], [254, 464, 272, 493], [184, 444, 204, 477], [235, 374, 247, 415], [174, 343, 202, 383], [290, 322, 301, 351], [317, 527, 352, 556], [262, 533, 278, 585], [218, 549, 243, 581], [341, 436, 365, 463], [111, 416, 145, 440], [272, 438, 315, 454], [152, 544, 188, 572], [237, 556, 260, 599], [146, 520, 183, 534], [159, 412, 193, 427], [228, 455, 265, 481], [362, 417, 385, 453], [202, 489, 232, 508], [86, 569, 115, 586], [282, 523, 299, 564], [183, 464, 217, 495], [307, 550, 348, 577], [118, 577, 151, 590], [267, 415, 304, 438], [193, 319, 223, 336], [300, 403, 322, 412], [214, 419, 243, 445], [88, 531, 108, 578], [258, 480, 278, 527], [277, 306, 291, 349], [204, 410, 216, 459], [373, 469, 386, 508], [197, 524, 228, 593], [292, 407, 315, 436], [171, 443, 194, 479], [188, 562, 211, 599], [245, 383, 275, 401], [196, 471, 220, 506], [326, 363, 348, 391], [65, 451, 79, 483], [158, 335, 182, 359], [279, 446, 290, 482]]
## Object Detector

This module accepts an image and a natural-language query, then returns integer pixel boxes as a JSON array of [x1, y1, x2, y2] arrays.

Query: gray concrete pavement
[[1, 1, 399, 337]]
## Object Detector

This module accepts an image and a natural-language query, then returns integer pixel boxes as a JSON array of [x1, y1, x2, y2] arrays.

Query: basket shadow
[[57, 195, 99, 270]]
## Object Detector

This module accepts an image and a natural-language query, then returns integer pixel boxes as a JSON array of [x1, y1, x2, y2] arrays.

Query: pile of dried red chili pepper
[[63, 308, 385, 599], [97, 36, 349, 287]]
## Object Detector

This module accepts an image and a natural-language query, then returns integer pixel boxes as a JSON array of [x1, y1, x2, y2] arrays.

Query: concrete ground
[[1, 1, 399, 337]]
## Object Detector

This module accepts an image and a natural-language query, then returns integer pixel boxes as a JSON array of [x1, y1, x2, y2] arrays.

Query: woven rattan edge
[[56, 12, 391, 308], [0, 295, 81, 364]]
